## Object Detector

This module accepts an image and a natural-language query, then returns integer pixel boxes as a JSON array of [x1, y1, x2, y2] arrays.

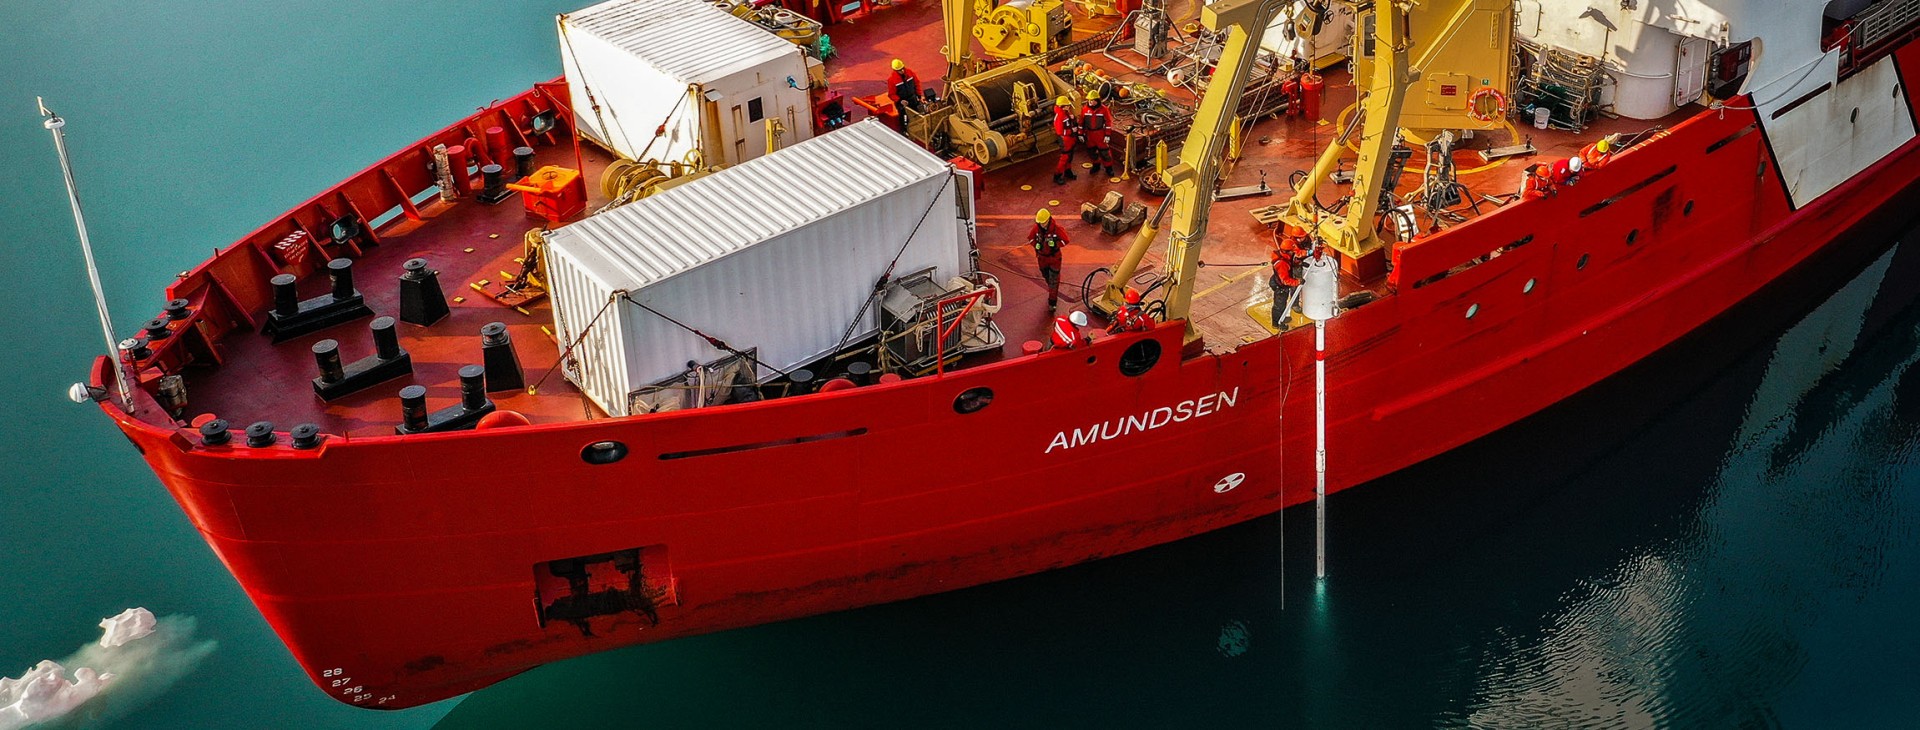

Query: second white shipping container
[[558, 0, 813, 167]]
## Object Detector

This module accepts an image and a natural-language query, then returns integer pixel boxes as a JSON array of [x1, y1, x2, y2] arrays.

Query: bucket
[[1532, 106, 1551, 129]]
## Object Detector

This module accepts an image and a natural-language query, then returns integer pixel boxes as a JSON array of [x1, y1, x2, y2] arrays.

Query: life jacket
[[1082, 103, 1113, 134], [1579, 141, 1612, 170], [1519, 165, 1554, 200], [1031, 221, 1067, 258], [887, 69, 920, 101]]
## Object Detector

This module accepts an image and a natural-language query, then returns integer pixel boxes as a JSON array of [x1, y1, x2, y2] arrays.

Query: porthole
[[954, 386, 994, 414], [1119, 338, 1163, 377], [1523, 278, 1536, 294], [1466, 303, 1480, 319], [1577, 253, 1590, 270], [1850, 107, 1859, 123], [581, 440, 629, 464], [1683, 199, 1695, 217], [1626, 229, 1640, 245]]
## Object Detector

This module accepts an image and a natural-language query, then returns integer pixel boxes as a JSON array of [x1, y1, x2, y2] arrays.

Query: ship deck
[[160, 1, 1692, 437]]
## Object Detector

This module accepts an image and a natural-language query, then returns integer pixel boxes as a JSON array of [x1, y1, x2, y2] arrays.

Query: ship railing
[[135, 80, 575, 390], [1388, 104, 1762, 304], [1843, 0, 1920, 74]]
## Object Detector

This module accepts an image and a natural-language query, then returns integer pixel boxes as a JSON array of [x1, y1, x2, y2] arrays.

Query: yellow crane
[[1093, 0, 1513, 340]]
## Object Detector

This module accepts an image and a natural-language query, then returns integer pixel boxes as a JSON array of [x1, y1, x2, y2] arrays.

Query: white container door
[[1674, 36, 1709, 107]]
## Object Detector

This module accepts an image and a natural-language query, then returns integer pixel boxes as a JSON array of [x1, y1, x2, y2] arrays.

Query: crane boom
[[1096, 0, 1291, 340]]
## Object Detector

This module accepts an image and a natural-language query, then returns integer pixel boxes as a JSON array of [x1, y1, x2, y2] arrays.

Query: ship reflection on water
[[436, 229, 1920, 727]]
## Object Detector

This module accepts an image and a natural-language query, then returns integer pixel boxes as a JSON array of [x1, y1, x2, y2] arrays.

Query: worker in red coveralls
[[1051, 310, 1091, 350], [1052, 95, 1079, 185], [888, 59, 925, 114], [1268, 224, 1308, 328], [1080, 89, 1115, 178], [1030, 208, 1068, 311], [1551, 155, 1585, 188], [1518, 163, 1555, 200], [1108, 287, 1152, 334]]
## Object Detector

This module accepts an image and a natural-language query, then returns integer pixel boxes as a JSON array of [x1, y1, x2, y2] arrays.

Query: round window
[[581, 440, 629, 464], [954, 387, 994, 414], [1119, 338, 1162, 377]]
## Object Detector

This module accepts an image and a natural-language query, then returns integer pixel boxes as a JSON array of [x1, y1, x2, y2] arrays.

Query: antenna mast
[[40, 98, 133, 410]]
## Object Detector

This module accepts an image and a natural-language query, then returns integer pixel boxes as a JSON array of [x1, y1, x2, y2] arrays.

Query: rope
[[622, 294, 793, 379], [558, 18, 632, 149], [831, 172, 958, 354], [530, 290, 622, 394]]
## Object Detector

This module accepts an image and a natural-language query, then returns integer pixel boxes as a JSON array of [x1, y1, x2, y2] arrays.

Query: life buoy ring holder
[[1467, 87, 1508, 123]]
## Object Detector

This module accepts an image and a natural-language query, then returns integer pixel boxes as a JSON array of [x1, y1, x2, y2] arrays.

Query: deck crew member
[[1579, 135, 1618, 170], [1080, 90, 1115, 178], [1052, 95, 1080, 185], [1268, 225, 1308, 328], [1108, 287, 1152, 333], [888, 59, 925, 113], [1518, 163, 1555, 200], [1030, 208, 1069, 310], [1052, 310, 1091, 350], [1550, 155, 1585, 188]]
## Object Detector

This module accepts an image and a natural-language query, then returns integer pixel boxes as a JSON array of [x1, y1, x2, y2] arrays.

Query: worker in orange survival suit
[[1052, 310, 1091, 350], [888, 59, 926, 114], [1030, 208, 1069, 311], [1108, 287, 1153, 334], [1052, 95, 1080, 185], [1268, 224, 1309, 328], [1518, 163, 1555, 200], [1080, 90, 1115, 178], [1580, 134, 1619, 170]]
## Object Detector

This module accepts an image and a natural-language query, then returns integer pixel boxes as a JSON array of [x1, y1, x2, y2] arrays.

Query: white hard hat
[[1069, 310, 1089, 327], [1568, 156, 1584, 172]]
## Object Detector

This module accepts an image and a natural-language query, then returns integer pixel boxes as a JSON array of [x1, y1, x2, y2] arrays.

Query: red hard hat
[[1124, 287, 1142, 304]]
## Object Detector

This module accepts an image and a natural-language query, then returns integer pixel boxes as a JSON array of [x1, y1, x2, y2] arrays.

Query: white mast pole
[[40, 98, 133, 411]]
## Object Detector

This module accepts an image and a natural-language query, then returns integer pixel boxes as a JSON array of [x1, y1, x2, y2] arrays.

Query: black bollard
[[846, 361, 873, 385], [371, 317, 402, 360], [272, 274, 299, 317], [327, 258, 357, 301], [477, 164, 512, 204], [399, 385, 429, 433], [119, 336, 151, 362], [789, 369, 815, 395], [312, 339, 345, 384], [399, 258, 451, 326], [164, 298, 191, 320], [480, 322, 524, 392], [144, 317, 171, 341], [513, 146, 537, 179], [290, 423, 322, 449], [245, 421, 277, 447], [199, 419, 231, 446], [460, 365, 489, 411]]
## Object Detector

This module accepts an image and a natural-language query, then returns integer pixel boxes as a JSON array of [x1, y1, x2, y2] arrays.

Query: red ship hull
[[92, 29, 1920, 711]]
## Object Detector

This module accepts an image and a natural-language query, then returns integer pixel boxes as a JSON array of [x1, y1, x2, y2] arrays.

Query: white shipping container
[[558, 0, 813, 167], [545, 120, 976, 417]]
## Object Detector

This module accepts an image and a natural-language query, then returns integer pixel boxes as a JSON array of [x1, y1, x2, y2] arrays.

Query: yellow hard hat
[[891, 59, 905, 71], [1056, 95, 1070, 106], [1035, 208, 1051, 224], [1595, 138, 1612, 153], [1087, 89, 1102, 101]]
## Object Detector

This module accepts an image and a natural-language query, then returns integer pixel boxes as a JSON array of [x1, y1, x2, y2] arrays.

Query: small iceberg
[[0, 608, 215, 730]]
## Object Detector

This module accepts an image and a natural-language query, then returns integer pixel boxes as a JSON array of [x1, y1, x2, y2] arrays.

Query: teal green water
[[6, 2, 1920, 727]]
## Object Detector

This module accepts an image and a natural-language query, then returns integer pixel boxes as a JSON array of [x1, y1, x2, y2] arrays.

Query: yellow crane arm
[[1097, 0, 1290, 340]]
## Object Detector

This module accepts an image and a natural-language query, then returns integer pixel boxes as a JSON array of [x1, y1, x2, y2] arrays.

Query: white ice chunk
[[97, 607, 156, 648], [0, 660, 113, 729]]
